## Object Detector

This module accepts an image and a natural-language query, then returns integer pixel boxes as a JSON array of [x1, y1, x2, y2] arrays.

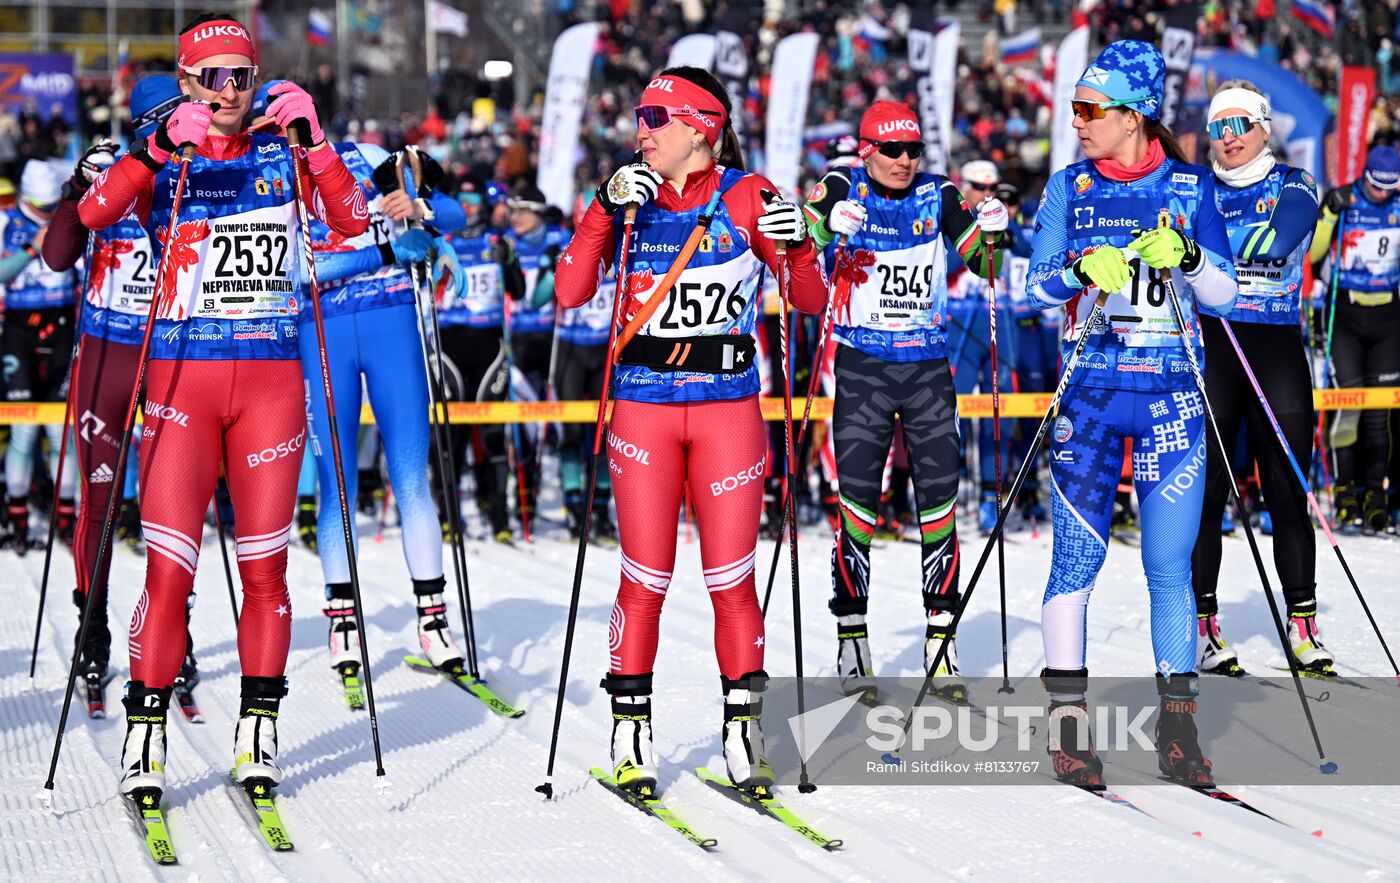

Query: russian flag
[[307, 8, 333, 47], [1290, 0, 1334, 37], [1001, 28, 1041, 66]]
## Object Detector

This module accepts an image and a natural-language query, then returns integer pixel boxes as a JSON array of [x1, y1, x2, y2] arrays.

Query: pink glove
[[149, 101, 216, 164], [265, 81, 325, 147]]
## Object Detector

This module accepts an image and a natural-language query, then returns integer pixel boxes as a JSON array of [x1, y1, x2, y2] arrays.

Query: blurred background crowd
[[0, 0, 1392, 212]]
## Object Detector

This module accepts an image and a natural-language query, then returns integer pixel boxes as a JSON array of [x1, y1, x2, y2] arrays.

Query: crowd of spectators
[[4, 0, 1395, 216]]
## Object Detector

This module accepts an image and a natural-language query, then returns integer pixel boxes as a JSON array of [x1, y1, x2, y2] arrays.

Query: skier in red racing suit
[[77, 14, 368, 799], [555, 66, 827, 794]]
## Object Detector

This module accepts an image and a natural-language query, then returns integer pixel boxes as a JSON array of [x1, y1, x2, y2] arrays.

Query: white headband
[[1208, 87, 1272, 136]]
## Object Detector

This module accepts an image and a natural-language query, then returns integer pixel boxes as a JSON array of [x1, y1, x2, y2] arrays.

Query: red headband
[[178, 18, 257, 69], [858, 100, 921, 157], [637, 75, 727, 145]]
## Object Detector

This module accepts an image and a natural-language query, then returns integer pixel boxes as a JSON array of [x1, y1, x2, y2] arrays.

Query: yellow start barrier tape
[[3, 388, 1399, 425]]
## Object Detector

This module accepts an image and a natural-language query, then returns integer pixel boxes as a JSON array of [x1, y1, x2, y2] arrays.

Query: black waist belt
[[617, 335, 756, 374]]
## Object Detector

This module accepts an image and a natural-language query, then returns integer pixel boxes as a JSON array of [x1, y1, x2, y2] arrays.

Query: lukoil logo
[[247, 428, 307, 468], [144, 400, 190, 427], [711, 453, 766, 496], [875, 119, 919, 137], [607, 432, 651, 466]]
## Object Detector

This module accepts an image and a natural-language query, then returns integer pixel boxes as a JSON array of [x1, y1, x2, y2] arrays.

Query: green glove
[[1070, 245, 1135, 294], [1131, 227, 1201, 271]]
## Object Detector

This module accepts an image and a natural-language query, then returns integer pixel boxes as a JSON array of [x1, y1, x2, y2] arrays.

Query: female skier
[[800, 101, 1006, 696], [42, 76, 189, 708], [554, 66, 827, 793], [245, 81, 473, 693], [78, 14, 367, 799], [1189, 83, 1327, 677], [1027, 41, 1237, 788]]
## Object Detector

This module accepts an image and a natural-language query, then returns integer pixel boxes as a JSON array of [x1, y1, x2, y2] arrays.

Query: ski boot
[[978, 492, 998, 534], [602, 672, 657, 793], [836, 614, 876, 700], [591, 500, 619, 547], [1287, 604, 1334, 675], [722, 669, 776, 792], [925, 611, 966, 702], [1361, 489, 1392, 535], [1019, 487, 1047, 524], [173, 634, 203, 724], [296, 495, 318, 551], [116, 498, 144, 553], [1334, 486, 1362, 531], [564, 494, 586, 541], [119, 682, 174, 795], [1155, 673, 1213, 786], [357, 468, 383, 517], [1197, 613, 1243, 676], [1220, 509, 1235, 535], [233, 676, 288, 786], [324, 582, 364, 703], [414, 576, 465, 669], [73, 589, 113, 717], [55, 497, 76, 546], [3, 495, 31, 554], [1041, 667, 1103, 787], [760, 479, 784, 540]]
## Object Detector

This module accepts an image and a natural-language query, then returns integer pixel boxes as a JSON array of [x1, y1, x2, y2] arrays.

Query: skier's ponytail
[[657, 65, 746, 171]]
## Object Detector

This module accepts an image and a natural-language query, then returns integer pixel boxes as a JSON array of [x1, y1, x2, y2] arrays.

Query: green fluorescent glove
[[1132, 226, 1200, 270], [1071, 245, 1135, 294]]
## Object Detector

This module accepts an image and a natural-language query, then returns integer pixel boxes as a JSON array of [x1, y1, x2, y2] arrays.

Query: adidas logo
[[89, 463, 115, 484]]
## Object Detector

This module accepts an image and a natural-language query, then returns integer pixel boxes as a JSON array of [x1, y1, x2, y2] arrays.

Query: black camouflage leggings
[[830, 345, 962, 617]]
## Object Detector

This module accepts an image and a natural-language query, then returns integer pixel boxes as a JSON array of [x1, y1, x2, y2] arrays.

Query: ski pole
[[30, 231, 93, 679], [501, 292, 533, 542], [44, 144, 199, 794], [211, 488, 240, 621], [1157, 261, 1333, 773], [980, 232, 1013, 695], [900, 290, 1107, 748], [772, 231, 816, 793], [537, 203, 635, 800], [287, 127, 386, 776], [1218, 317, 1399, 684], [760, 235, 842, 618], [393, 148, 480, 678]]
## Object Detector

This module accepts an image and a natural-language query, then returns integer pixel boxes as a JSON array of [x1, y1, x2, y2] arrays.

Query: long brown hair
[[1143, 118, 1188, 162], [657, 65, 746, 170]]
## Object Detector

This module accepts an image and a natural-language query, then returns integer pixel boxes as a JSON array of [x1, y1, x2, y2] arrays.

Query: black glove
[[492, 236, 514, 267], [539, 244, 561, 271], [371, 155, 401, 196], [410, 149, 445, 197], [1323, 186, 1351, 216], [994, 181, 1021, 208]]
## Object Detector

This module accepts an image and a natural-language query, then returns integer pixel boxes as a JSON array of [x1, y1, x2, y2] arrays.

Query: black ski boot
[[1042, 667, 1104, 787], [73, 588, 112, 718], [117, 497, 145, 553], [591, 499, 618, 546], [1155, 673, 1213, 787], [1361, 489, 1392, 535], [1334, 486, 1362, 530], [296, 495, 318, 551], [3, 495, 31, 553]]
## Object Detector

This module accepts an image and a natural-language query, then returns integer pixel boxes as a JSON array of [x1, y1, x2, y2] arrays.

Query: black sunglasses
[[873, 140, 924, 160]]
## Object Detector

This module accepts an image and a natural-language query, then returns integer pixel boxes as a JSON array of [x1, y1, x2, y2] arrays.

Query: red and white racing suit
[[79, 131, 367, 686], [556, 164, 826, 681]]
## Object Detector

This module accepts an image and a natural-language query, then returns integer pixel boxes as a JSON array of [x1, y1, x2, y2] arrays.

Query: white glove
[[78, 139, 119, 183], [756, 198, 808, 244], [826, 199, 866, 237], [599, 163, 662, 214], [975, 196, 1009, 233]]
